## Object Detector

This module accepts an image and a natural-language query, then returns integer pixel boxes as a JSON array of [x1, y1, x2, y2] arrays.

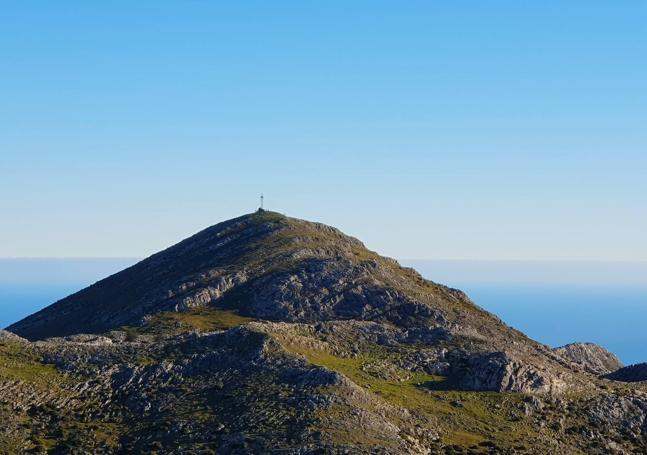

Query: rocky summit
[[553, 342, 624, 375], [2, 211, 647, 454]]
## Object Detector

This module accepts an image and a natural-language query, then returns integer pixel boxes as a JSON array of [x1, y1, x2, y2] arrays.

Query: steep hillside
[[3, 211, 647, 454], [8, 210, 523, 346], [606, 363, 647, 383]]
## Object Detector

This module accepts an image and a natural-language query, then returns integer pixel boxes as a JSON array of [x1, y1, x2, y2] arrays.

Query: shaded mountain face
[[606, 363, 647, 383], [3, 211, 647, 454]]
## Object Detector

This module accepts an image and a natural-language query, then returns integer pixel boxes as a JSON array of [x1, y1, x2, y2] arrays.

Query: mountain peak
[[5, 211, 388, 339], [6, 211, 522, 364]]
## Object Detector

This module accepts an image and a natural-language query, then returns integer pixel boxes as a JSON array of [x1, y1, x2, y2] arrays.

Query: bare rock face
[[554, 342, 623, 375], [606, 363, 647, 383], [447, 351, 566, 393], [586, 393, 647, 440]]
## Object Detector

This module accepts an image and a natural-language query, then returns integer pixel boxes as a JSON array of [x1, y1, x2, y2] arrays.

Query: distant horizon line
[[1, 257, 647, 264]]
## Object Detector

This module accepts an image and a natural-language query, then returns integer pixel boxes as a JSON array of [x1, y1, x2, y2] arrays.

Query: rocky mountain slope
[[3, 211, 647, 454], [553, 342, 623, 375]]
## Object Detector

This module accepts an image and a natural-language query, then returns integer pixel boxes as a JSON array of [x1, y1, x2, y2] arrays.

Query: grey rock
[[586, 394, 647, 438], [554, 342, 623, 375], [450, 351, 565, 393]]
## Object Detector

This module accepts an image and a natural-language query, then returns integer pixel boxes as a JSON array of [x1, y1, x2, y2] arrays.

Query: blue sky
[[1, 1, 646, 260]]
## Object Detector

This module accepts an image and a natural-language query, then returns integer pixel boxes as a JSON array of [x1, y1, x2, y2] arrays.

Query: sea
[[1, 259, 645, 365]]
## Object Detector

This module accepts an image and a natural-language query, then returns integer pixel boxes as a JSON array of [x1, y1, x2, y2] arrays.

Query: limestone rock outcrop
[[554, 342, 623, 375]]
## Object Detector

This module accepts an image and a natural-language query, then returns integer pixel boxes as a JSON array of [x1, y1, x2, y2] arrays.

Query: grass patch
[[134, 307, 255, 336], [279, 340, 544, 450], [0, 342, 62, 383]]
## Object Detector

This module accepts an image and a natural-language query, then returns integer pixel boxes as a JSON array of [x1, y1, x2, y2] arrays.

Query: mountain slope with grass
[[3, 211, 647, 454]]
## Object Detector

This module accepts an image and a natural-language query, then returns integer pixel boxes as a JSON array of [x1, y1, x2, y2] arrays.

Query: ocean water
[[1, 259, 645, 365], [406, 260, 647, 366], [0, 258, 137, 329]]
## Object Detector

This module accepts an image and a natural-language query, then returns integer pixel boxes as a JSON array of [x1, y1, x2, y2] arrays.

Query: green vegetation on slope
[[0, 341, 60, 383], [132, 307, 255, 337], [278, 337, 584, 453]]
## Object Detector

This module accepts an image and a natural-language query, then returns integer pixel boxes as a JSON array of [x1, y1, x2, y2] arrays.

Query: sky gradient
[[2, 2, 646, 260]]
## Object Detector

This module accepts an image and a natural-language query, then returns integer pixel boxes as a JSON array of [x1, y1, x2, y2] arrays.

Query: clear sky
[[1, 1, 646, 260]]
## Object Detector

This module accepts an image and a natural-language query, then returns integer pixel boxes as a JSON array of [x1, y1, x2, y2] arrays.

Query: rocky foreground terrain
[[2, 211, 647, 454]]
